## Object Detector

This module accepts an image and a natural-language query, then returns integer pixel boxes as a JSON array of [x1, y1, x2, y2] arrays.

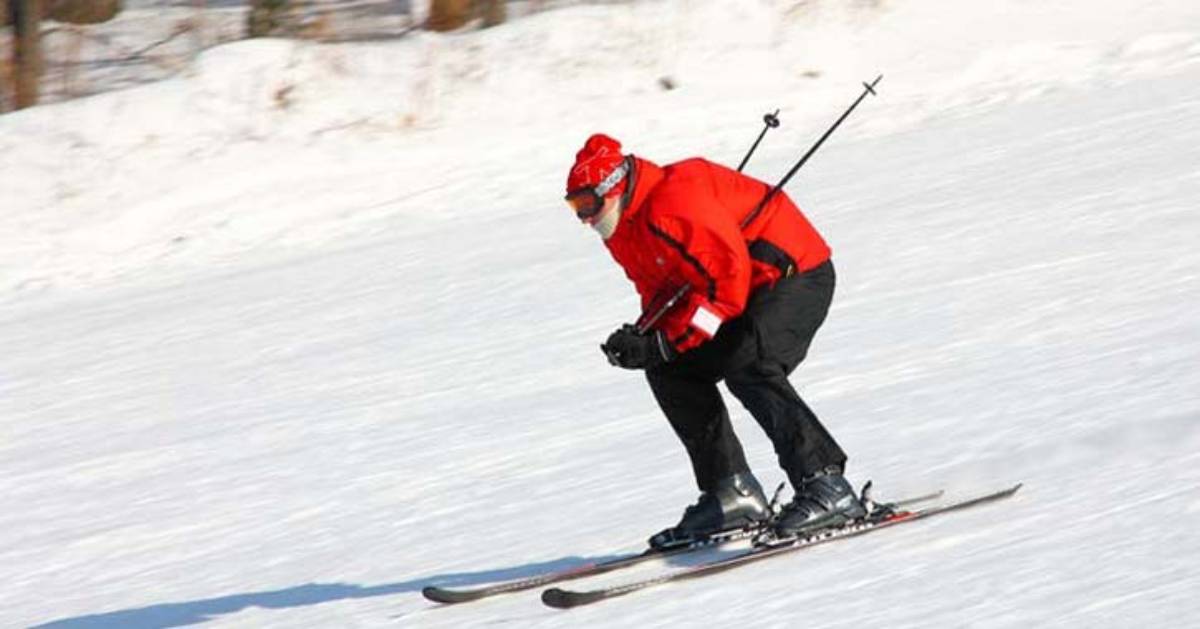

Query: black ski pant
[[645, 259, 846, 493]]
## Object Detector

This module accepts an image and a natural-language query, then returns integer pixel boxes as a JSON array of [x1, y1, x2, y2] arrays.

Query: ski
[[421, 528, 756, 604], [541, 483, 1021, 609], [422, 488, 944, 604]]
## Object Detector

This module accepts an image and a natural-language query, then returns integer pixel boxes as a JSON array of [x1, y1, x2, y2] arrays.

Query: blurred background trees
[[5, 1, 515, 111], [5, 0, 123, 109], [428, 0, 506, 31], [478, 0, 506, 28], [246, 1, 509, 36], [247, 0, 290, 37], [47, 0, 123, 24], [427, 0, 469, 31]]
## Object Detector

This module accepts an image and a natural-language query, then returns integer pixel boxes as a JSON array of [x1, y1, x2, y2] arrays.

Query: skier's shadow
[[31, 553, 624, 628]]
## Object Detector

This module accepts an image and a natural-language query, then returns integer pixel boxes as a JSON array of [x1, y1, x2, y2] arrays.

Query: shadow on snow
[[32, 553, 624, 628]]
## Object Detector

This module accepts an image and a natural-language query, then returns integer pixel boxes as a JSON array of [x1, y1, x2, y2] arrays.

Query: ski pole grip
[[737, 109, 782, 173]]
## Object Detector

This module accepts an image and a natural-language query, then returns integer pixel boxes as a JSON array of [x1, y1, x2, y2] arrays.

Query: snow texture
[[2, 0, 1199, 627]]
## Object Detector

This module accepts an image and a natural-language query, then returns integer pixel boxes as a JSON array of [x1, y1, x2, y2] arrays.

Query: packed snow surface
[[2, 0, 1199, 627]]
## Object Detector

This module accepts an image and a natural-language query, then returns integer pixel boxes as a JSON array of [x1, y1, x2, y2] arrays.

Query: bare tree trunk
[[427, 0, 469, 32], [479, 0, 505, 28], [12, 0, 43, 109]]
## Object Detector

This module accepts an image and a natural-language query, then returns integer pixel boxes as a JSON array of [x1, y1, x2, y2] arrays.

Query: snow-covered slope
[[2, 1, 1199, 627]]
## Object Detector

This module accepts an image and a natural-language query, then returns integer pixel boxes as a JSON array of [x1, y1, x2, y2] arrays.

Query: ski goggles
[[564, 160, 629, 220]]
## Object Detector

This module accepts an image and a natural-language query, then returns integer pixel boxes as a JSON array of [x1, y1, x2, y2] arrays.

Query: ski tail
[[543, 483, 1022, 609], [421, 526, 761, 604]]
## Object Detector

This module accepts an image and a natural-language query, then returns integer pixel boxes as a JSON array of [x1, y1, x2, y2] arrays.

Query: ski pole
[[739, 74, 881, 230], [736, 109, 781, 173], [635, 283, 690, 334], [636, 76, 882, 335]]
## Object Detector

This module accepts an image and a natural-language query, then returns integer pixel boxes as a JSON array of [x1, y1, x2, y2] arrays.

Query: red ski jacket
[[604, 156, 831, 354]]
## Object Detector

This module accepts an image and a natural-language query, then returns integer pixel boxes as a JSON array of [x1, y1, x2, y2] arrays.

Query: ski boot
[[648, 472, 772, 550], [771, 468, 867, 539]]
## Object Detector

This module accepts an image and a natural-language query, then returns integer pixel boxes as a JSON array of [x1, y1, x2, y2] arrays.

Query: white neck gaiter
[[592, 205, 622, 240]]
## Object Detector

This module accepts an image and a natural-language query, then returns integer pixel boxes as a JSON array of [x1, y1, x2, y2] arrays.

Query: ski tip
[[422, 586, 480, 605], [542, 587, 606, 609]]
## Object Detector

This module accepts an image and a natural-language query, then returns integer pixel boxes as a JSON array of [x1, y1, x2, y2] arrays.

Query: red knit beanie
[[566, 133, 627, 197]]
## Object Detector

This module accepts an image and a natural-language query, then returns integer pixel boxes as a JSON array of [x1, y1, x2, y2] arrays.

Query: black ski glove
[[601, 324, 676, 370]]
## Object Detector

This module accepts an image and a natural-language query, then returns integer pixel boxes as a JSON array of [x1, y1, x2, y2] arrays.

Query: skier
[[564, 133, 865, 548]]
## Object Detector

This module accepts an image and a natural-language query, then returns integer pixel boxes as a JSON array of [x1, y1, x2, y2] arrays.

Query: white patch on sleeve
[[690, 304, 723, 338]]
